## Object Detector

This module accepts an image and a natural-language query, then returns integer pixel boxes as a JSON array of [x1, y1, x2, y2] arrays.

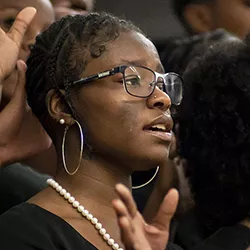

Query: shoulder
[[0, 203, 98, 250], [0, 203, 55, 250], [0, 163, 48, 214]]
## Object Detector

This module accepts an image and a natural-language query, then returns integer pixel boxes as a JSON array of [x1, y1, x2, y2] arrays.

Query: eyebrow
[[119, 59, 165, 73], [119, 59, 147, 67]]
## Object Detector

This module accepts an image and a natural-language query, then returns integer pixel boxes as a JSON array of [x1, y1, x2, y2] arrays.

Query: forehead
[[84, 31, 162, 75], [51, 0, 94, 10], [0, 0, 53, 14]]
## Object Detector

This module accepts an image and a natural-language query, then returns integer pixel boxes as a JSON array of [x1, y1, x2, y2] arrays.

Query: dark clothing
[[0, 203, 182, 250], [191, 224, 250, 250], [0, 163, 49, 214], [175, 210, 208, 249]]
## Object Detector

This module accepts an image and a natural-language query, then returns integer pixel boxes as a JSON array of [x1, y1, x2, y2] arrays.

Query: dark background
[[95, 0, 185, 44]]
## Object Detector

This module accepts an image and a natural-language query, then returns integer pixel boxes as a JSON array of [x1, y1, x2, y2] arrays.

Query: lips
[[143, 115, 173, 142]]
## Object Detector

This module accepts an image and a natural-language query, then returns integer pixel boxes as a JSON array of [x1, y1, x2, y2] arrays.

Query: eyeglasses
[[68, 65, 183, 105]]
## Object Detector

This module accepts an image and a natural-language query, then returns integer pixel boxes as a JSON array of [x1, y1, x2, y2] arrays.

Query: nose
[[146, 87, 171, 111]]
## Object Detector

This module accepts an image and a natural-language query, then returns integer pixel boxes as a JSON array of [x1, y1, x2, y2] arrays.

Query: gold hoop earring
[[132, 166, 160, 189], [62, 120, 84, 175]]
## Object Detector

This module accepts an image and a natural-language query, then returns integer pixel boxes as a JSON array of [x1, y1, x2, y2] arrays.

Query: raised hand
[[0, 7, 52, 168], [113, 184, 179, 250], [0, 7, 36, 81]]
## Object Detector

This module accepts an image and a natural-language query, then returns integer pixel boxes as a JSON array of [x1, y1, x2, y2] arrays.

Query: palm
[[0, 7, 39, 167], [113, 184, 179, 250], [0, 7, 36, 81]]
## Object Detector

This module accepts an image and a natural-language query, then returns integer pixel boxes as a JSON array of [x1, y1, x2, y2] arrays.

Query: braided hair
[[26, 12, 143, 121]]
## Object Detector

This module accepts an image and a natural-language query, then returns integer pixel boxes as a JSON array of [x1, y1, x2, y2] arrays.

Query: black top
[[0, 203, 182, 250], [191, 224, 250, 250], [0, 203, 97, 250], [0, 163, 49, 214]]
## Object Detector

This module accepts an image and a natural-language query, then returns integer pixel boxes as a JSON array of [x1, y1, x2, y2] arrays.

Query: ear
[[46, 89, 74, 125], [183, 3, 214, 33]]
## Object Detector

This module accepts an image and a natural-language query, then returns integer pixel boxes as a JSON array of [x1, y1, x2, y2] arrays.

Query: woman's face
[[70, 32, 173, 171], [0, 0, 55, 61]]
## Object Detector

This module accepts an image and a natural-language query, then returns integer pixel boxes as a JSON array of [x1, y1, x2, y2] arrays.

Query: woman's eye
[[3, 17, 15, 28], [125, 75, 141, 87]]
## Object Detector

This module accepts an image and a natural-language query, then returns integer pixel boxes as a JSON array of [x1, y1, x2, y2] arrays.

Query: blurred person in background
[[172, 0, 250, 38], [177, 34, 250, 250], [50, 0, 95, 20], [155, 30, 241, 249]]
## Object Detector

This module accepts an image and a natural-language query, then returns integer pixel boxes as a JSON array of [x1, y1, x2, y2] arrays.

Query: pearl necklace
[[47, 179, 123, 250]]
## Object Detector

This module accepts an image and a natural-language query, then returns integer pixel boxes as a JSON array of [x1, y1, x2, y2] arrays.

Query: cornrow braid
[[26, 12, 143, 121], [47, 32, 70, 89]]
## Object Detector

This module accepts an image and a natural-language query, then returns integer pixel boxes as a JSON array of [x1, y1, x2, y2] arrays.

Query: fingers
[[0, 60, 27, 141], [150, 189, 179, 232], [11, 60, 27, 106], [9, 7, 37, 47], [112, 198, 135, 249], [115, 184, 138, 218], [6, 60, 27, 112]]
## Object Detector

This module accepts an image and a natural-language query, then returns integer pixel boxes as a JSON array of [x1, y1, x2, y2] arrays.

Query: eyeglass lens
[[124, 66, 182, 105]]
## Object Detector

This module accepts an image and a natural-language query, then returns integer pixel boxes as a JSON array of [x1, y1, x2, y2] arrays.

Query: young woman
[[0, 10, 181, 250]]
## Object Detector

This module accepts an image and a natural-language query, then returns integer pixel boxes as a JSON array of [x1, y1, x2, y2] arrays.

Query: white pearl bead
[[87, 213, 93, 220], [50, 179, 54, 184], [99, 228, 106, 235], [73, 201, 79, 208], [56, 185, 62, 192], [77, 205, 84, 213], [112, 243, 119, 250], [91, 217, 98, 225], [82, 209, 89, 217], [68, 197, 75, 203], [53, 182, 59, 188], [48, 179, 121, 250], [95, 223, 102, 230], [108, 238, 114, 245], [64, 192, 71, 200], [104, 233, 110, 241], [60, 189, 66, 196]]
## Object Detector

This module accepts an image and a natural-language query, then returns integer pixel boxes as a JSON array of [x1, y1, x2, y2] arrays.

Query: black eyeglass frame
[[68, 65, 183, 104]]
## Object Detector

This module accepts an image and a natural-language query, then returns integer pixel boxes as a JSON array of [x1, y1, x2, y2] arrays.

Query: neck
[[55, 155, 131, 208]]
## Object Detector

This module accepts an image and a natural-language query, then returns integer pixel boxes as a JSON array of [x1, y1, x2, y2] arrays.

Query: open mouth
[[147, 124, 169, 133], [144, 116, 173, 142]]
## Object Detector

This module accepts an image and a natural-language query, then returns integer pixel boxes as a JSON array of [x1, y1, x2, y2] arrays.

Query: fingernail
[[17, 60, 27, 72]]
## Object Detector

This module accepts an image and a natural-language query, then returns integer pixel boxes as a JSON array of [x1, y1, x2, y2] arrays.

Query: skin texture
[[185, 0, 250, 38], [0, 0, 56, 173], [50, 0, 95, 20], [30, 31, 177, 249]]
